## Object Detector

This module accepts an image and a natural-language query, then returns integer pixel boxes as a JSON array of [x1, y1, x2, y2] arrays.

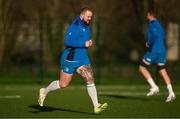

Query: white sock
[[167, 84, 174, 94], [147, 78, 157, 88], [44, 80, 60, 95], [87, 83, 99, 108]]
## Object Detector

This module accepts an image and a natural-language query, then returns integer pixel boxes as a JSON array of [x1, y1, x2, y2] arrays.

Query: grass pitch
[[0, 84, 180, 118]]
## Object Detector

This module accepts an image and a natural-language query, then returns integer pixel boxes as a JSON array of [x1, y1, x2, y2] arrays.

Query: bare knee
[[77, 65, 95, 84], [59, 83, 69, 88], [86, 78, 95, 85], [157, 65, 166, 74], [85, 73, 95, 84], [59, 71, 73, 88], [59, 79, 70, 89]]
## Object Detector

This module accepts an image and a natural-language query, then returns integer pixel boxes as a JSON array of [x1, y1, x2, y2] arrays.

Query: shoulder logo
[[82, 29, 86, 31]]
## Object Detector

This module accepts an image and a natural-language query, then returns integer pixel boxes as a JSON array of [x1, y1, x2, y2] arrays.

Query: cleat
[[147, 87, 159, 96], [94, 103, 108, 114], [166, 93, 176, 102], [38, 88, 46, 107]]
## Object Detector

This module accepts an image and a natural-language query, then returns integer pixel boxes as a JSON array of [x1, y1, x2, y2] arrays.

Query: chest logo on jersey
[[82, 29, 86, 32]]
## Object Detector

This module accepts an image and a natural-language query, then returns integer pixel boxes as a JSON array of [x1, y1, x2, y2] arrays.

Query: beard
[[83, 19, 90, 26]]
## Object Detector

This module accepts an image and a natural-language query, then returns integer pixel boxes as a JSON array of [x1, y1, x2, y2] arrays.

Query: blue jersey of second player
[[61, 16, 91, 65], [146, 19, 166, 54]]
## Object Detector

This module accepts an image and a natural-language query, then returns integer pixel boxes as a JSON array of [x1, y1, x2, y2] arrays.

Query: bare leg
[[139, 60, 159, 96], [44, 70, 73, 95], [139, 60, 158, 88], [59, 71, 73, 88], [38, 70, 73, 106], [139, 65, 152, 81], [77, 65, 100, 108], [76, 65, 108, 114], [158, 68, 175, 102], [158, 68, 171, 85]]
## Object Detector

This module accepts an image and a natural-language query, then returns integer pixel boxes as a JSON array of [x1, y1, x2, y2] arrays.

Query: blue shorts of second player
[[143, 52, 166, 65], [60, 59, 89, 74]]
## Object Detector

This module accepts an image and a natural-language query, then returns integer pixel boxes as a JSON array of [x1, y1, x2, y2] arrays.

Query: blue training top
[[61, 16, 91, 65], [146, 19, 166, 54]]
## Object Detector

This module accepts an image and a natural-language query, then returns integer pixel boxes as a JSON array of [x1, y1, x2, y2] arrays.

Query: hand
[[85, 40, 93, 47], [89, 40, 93, 46], [146, 42, 149, 48]]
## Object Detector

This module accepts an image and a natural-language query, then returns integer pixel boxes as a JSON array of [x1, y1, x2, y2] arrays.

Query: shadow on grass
[[100, 94, 163, 102], [29, 104, 95, 115]]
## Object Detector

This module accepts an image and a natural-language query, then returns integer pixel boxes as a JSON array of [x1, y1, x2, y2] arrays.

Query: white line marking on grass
[[99, 92, 146, 96], [0, 95, 21, 99], [1, 85, 180, 91], [98, 85, 147, 90], [1, 85, 149, 90], [99, 91, 180, 96]]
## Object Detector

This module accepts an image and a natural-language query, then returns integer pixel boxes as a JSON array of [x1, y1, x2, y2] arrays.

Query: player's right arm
[[146, 25, 151, 48], [146, 23, 158, 48], [146, 24, 155, 48]]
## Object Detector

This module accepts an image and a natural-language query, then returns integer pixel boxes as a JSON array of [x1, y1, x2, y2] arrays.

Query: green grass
[[0, 84, 180, 118]]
